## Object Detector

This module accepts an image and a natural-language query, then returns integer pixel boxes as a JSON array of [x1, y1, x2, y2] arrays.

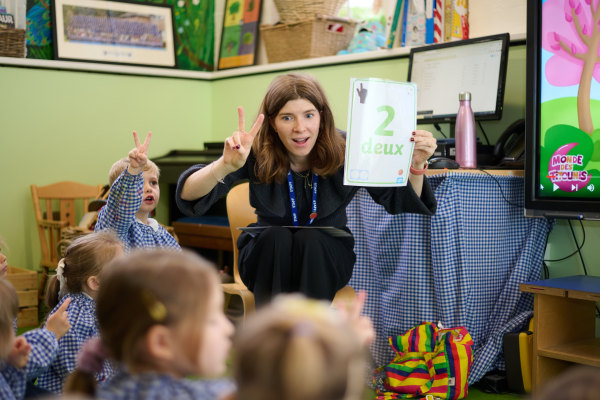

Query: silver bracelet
[[210, 162, 225, 184]]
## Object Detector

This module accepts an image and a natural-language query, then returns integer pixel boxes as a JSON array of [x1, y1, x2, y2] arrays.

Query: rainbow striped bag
[[375, 322, 473, 400]]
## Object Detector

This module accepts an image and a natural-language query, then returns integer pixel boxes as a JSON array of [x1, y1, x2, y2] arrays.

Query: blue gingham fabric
[[347, 173, 553, 384], [37, 293, 114, 393], [95, 169, 180, 252], [22, 328, 58, 381], [97, 368, 235, 400], [0, 362, 26, 400]]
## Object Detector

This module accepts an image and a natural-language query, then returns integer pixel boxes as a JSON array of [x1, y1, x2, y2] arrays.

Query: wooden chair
[[31, 181, 104, 299], [224, 182, 356, 320]]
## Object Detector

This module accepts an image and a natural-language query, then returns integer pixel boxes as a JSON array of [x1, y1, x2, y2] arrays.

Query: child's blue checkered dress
[[36, 293, 113, 394], [1, 362, 26, 400], [95, 169, 180, 252], [97, 369, 235, 400], [22, 328, 59, 381]]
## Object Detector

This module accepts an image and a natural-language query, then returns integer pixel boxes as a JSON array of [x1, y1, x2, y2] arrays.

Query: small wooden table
[[520, 275, 600, 392], [172, 219, 233, 269]]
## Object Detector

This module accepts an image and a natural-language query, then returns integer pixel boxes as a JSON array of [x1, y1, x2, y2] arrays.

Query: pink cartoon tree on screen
[[543, 0, 600, 135]]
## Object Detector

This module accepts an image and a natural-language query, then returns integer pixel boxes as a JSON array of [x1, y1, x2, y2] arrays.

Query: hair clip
[[140, 289, 167, 322]]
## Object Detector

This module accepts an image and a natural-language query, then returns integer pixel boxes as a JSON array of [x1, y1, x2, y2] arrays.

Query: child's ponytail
[[64, 337, 108, 396], [45, 274, 61, 310]]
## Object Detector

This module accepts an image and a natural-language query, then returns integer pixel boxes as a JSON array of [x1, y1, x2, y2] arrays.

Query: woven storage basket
[[274, 0, 346, 23], [260, 16, 357, 63], [0, 28, 25, 58]]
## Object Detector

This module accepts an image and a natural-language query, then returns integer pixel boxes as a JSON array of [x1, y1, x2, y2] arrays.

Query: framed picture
[[218, 0, 262, 70], [51, 0, 176, 68]]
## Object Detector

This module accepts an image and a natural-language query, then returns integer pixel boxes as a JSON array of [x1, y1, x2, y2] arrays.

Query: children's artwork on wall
[[132, 0, 215, 71], [25, 0, 215, 71], [26, 0, 53, 59], [218, 0, 262, 70]]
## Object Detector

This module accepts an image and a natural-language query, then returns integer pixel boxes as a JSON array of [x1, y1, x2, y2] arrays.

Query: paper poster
[[344, 78, 417, 187]]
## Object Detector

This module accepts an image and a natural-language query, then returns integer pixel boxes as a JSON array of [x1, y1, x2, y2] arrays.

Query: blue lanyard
[[286, 171, 318, 226]]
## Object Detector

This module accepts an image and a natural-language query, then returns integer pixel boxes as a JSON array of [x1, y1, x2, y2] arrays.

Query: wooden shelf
[[0, 33, 526, 79], [538, 338, 600, 367], [521, 275, 600, 392]]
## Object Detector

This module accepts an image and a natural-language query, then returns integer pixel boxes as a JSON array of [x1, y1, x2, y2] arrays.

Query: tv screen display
[[525, 0, 600, 220], [407, 33, 509, 124]]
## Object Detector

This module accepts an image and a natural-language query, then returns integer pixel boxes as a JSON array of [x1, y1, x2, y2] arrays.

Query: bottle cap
[[459, 92, 471, 101]]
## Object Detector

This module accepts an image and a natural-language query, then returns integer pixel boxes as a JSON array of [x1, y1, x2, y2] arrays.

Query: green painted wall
[[1, 43, 599, 286], [0, 67, 212, 269]]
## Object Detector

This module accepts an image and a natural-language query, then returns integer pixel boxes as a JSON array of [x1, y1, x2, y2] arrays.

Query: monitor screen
[[407, 33, 509, 124], [524, 0, 600, 220]]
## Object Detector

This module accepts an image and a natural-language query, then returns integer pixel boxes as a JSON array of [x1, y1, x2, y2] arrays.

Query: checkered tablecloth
[[347, 172, 553, 383]]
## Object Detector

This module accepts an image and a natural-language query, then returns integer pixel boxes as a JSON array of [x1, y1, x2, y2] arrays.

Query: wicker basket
[[261, 16, 357, 63], [274, 0, 346, 23], [0, 28, 25, 58]]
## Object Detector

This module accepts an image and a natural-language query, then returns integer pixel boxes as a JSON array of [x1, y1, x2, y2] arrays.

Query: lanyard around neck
[[286, 170, 318, 226]]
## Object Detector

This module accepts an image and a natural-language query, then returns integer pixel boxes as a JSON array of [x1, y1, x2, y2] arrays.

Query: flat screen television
[[407, 33, 509, 124], [524, 0, 600, 220]]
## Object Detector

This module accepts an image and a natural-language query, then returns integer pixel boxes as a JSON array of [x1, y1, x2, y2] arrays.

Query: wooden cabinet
[[520, 276, 600, 391]]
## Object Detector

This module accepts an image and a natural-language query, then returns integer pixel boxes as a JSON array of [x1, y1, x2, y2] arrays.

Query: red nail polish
[[410, 138, 414, 142]]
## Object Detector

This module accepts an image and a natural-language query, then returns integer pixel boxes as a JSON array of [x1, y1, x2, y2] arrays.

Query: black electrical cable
[[433, 123, 448, 138], [477, 169, 521, 207], [477, 121, 491, 145], [544, 219, 585, 262]]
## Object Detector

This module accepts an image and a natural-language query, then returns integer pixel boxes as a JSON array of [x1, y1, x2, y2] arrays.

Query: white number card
[[344, 78, 417, 187]]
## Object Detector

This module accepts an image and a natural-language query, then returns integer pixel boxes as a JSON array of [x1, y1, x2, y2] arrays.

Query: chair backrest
[[225, 182, 257, 285], [31, 181, 104, 269]]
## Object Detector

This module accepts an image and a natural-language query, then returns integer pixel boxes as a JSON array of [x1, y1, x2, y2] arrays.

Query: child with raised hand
[[65, 249, 235, 400], [36, 231, 124, 394], [95, 131, 180, 251], [228, 292, 374, 400], [0, 236, 71, 397]]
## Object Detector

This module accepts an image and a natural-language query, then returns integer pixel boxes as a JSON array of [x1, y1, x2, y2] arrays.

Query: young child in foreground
[[65, 249, 235, 400], [0, 279, 69, 400], [0, 237, 70, 398], [36, 232, 124, 394], [227, 292, 374, 400], [95, 131, 180, 251]]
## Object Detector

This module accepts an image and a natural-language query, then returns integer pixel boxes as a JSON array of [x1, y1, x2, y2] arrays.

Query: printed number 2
[[374, 105, 394, 136]]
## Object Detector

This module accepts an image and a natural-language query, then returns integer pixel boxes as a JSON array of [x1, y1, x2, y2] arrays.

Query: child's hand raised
[[223, 107, 264, 170], [335, 290, 375, 346], [128, 131, 152, 173], [7, 336, 31, 369], [46, 297, 71, 340]]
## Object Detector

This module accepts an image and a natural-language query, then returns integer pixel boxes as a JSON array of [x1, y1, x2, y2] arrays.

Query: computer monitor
[[407, 33, 510, 125]]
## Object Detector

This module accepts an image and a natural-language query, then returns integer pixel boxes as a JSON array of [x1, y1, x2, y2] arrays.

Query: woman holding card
[[176, 73, 437, 306]]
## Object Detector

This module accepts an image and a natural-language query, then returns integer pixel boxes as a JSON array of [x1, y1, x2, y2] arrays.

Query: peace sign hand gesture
[[222, 107, 264, 171], [128, 131, 151, 173]]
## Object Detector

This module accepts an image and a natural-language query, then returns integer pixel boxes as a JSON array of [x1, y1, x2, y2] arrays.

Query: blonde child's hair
[[108, 157, 160, 186], [0, 235, 8, 252], [45, 231, 124, 309], [233, 295, 368, 400], [0, 279, 19, 359]]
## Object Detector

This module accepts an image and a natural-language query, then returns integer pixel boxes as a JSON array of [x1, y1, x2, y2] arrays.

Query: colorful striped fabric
[[376, 323, 473, 400]]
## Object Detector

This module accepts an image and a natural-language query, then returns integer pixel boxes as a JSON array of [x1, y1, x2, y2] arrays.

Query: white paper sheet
[[344, 78, 417, 187]]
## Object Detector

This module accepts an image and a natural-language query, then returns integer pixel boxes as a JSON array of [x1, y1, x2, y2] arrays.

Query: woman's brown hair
[[45, 231, 123, 309], [253, 73, 346, 183]]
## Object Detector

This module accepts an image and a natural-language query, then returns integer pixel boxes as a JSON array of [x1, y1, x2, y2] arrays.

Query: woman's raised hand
[[129, 131, 151, 170], [223, 107, 264, 170], [411, 130, 437, 168]]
